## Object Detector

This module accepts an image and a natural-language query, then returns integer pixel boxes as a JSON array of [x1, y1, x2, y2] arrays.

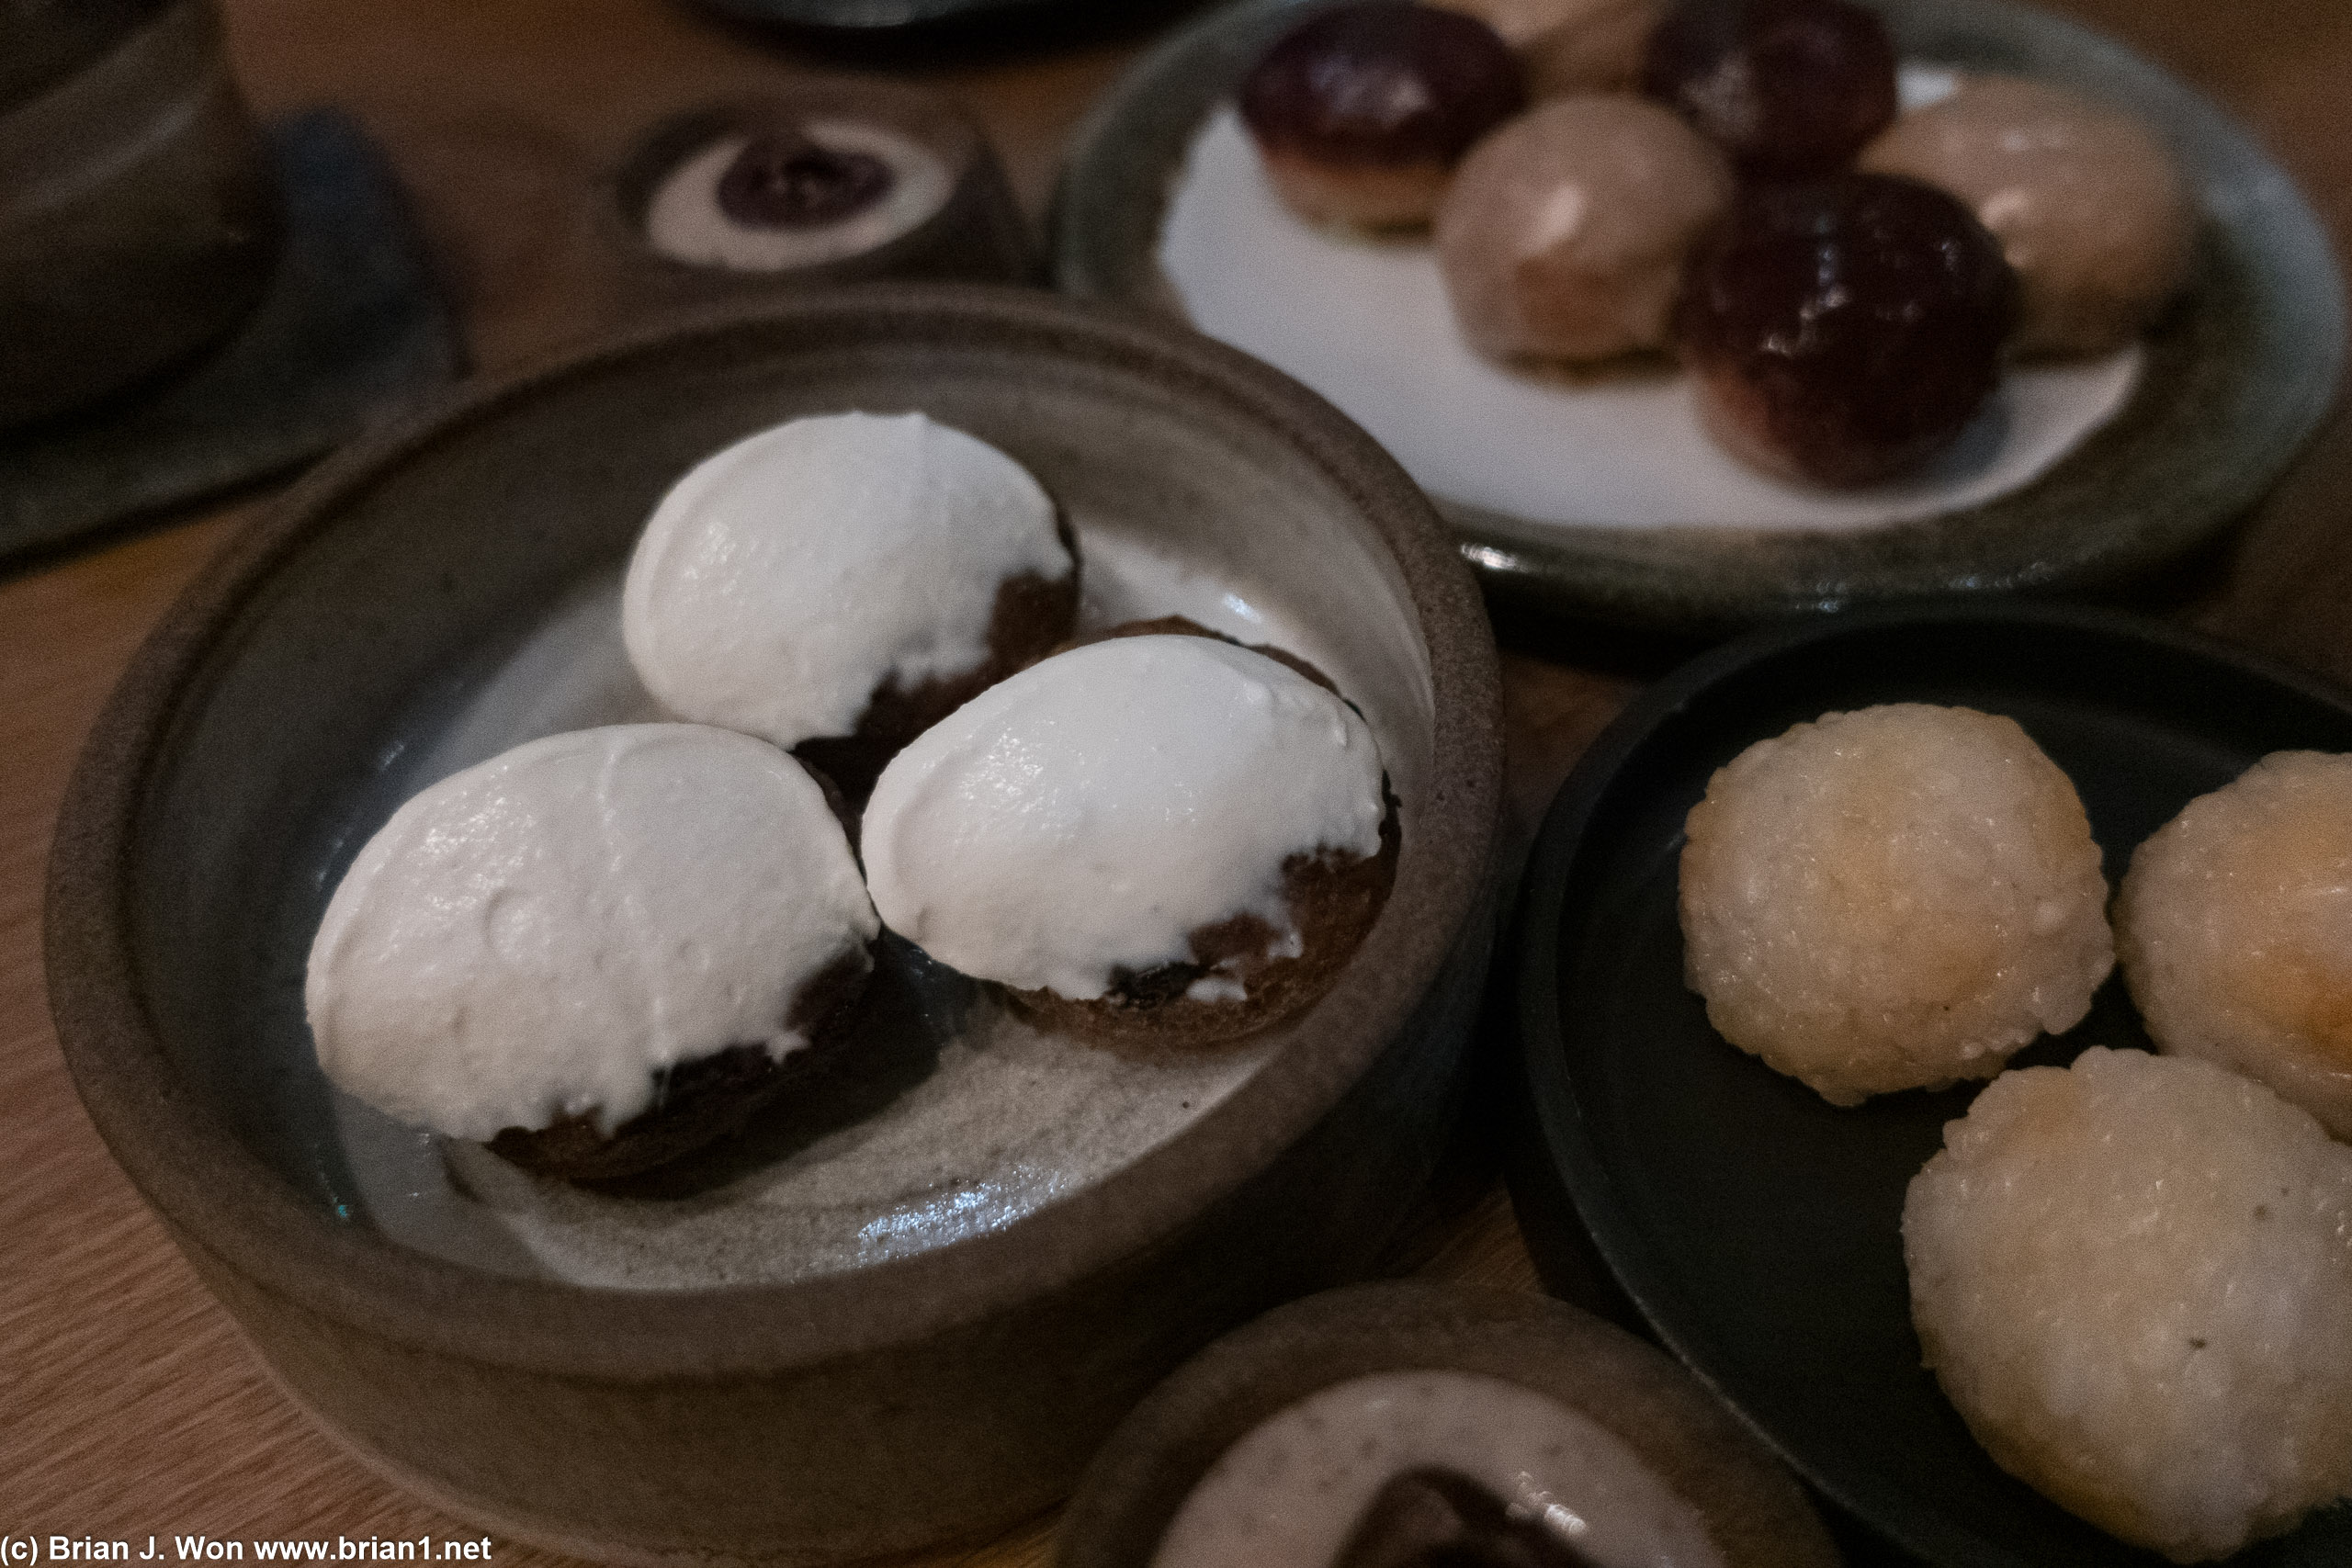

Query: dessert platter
[[1509, 601, 2352, 1564], [1052, 0, 2345, 627], [46, 286, 1503, 1563]]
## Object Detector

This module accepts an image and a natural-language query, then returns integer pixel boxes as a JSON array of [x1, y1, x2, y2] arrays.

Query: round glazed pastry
[[622, 411, 1079, 798], [1238, 1, 1525, 230], [1679, 704, 2112, 1105], [1677, 174, 2018, 487], [1860, 74, 2199, 357], [1436, 96, 1732, 363], [1430, 0, 1666, 97], [1641, 0, 1897, 175], [305, 724, 881, 1180], [641, 119, 956, 273], [1061, 1283, 1840, 1568], [1905, 1048, 2352, 1562], [2116, 751, 2352, 1141], [862, 633, 1396, 1046]]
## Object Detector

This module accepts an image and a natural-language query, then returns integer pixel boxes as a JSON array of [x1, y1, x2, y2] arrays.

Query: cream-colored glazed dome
[[1860, 74, 2197, 356], [2117, 750, 2352, 1140], [862, 635, 1385, 1000], [305, 724, 877, 1141], [1905, 1048, 2352, 1562], [1679, 704, 2112, 1104], [621, 411, 1072, 750], [1436, 97, 1732, 363]]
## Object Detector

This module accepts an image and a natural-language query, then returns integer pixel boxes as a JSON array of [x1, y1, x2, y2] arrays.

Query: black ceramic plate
[[1053, 0, 2344, 631], [1509, 603, 2352, 1566]]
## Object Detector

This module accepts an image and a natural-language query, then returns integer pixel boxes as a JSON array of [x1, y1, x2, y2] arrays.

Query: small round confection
[[642, 119, 955, 273], [1436, 96, 1732, 363], [622, 411, 1078, 797], [1860, 75, 2199, 357], [305, 725, 881, 1175], [1677, 174, 2018, 487], [1238, 1, 1525, 231], [1905, 1048, 2352, 1561], [1640, 0, 1896, 176], [862, 634, 1395, 1046], [1429, 0, 1666, 97], [2116, 750, 2352, 1142], [1679, 704, 2111, 1105]]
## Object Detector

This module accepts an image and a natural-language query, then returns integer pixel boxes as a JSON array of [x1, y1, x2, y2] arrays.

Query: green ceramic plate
[[1052, 0, 2343, 631]]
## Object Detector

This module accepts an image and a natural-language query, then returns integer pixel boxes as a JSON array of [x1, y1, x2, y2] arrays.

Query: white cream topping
[[622, 411, 1073, 749], [862, 635, 1385, 1000], [305, 724, 879, 1141], [641, 120, 954, 272], [1151, 1371, 1728, 1568]]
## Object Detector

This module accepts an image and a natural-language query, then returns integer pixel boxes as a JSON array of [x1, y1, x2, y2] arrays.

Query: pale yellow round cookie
[[2116, 750, 2352, 1140], [1678, 703, 2112, 1104], [1905, 1048, 2352, 1562]]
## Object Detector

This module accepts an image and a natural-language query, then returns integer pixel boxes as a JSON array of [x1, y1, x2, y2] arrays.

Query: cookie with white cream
[[862, 631, 1396, 1046], [305, 724, 879, 1179], [622, 411, 1080, 800]]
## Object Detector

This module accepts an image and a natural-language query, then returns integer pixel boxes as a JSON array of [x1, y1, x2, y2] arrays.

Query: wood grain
[[4, 1, 2347, 1564]]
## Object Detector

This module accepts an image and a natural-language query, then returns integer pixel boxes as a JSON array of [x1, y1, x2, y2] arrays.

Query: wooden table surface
[[5, 1, 2348, 1562]]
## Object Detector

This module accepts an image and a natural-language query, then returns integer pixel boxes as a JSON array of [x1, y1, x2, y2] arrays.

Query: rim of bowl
[[44, 281, 1503, 1380]]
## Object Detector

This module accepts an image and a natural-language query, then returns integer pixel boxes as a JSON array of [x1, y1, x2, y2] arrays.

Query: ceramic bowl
[[1058, 1281, 1840, 1567], [1051, 0, 2344, 631], [606, 82, 1033, 303], [0, 0, 278, 429], [47, 285, 1500, 1566]]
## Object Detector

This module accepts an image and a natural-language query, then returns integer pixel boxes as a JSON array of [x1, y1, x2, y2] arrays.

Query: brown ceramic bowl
[[46, 286, 1501, 1565], [1057, 1281, 1842, 1567]]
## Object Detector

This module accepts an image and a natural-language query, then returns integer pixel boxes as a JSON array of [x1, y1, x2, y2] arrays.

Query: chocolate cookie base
[[1009, 789, 1399, 1050], [1008, 617, 1399, 1050], [487, 942, 873, 1182], [795, 511, 1080, 806]]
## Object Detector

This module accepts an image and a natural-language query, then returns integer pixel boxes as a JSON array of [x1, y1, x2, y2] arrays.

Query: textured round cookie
[[622, 411, 1078, 795], [305, 724, 879, 1175], [2116, 750, 2352, 1140], [863, 634, 1395, 1047], [1905, 1048, 2352, 1562], [1860, 73, 2197, 357], [1678, 703, 2111, 1104]]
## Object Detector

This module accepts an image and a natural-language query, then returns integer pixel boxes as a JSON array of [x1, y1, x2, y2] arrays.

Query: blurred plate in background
[[1053, 0, 2343, 631]]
